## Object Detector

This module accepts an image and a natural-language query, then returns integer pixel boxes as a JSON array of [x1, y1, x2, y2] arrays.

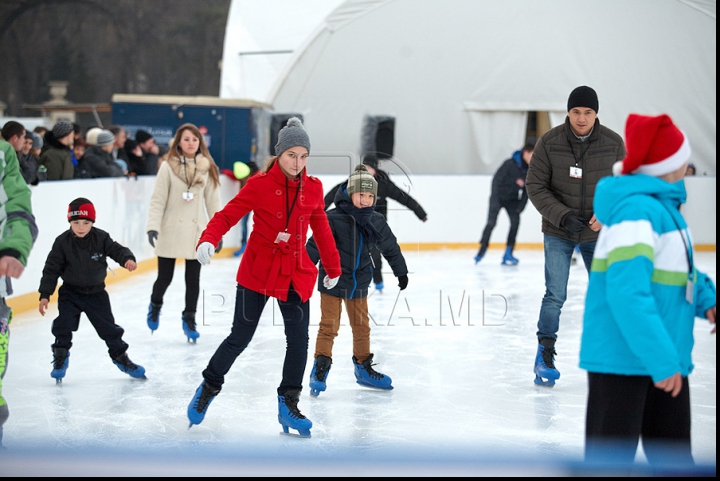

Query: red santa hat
[[613, 114, 691, 176]]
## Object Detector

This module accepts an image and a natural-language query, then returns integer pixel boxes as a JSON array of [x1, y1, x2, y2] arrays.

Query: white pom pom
[[286, 117, 303, 128], [612, 161, 624, 176]]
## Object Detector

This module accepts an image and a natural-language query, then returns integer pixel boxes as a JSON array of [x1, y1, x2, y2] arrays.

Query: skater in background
[[145, 123, 222, 342], [187, 117, 341, 438], [325, 154, 426, 292], [474, 140, 535, 266], [525, 86, 625, 387], [580, 113, 716, 464], [0, 136, 38, 449], [306, 164, 408, 397], [38, 198, 145, 383]]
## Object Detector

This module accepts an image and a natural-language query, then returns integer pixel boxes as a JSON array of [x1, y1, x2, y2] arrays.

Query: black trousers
[[585, 372, 692, 465], [51, 286, 128, 359], [151, 257, 202, 313], [203, 284, 310, 395], [478, 196, 521, 255]]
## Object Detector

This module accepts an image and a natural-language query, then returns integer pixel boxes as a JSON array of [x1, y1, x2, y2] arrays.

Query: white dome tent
[[266, 0, 716, 175]]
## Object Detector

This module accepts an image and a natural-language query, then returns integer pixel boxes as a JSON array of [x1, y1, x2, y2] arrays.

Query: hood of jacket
[[594, 174, 687, 225], [165, 154, 212, 188]]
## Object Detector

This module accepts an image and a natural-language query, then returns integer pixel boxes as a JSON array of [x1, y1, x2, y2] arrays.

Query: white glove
[[197, 242, 215, 265], [323, 275, 340, 289]]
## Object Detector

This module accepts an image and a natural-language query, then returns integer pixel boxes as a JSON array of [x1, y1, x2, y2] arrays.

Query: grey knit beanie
[[274, 117, 310, 156], [346, 164, 377, 204], [96, 129, 115, 147], [29, 131, 43, 150], [52, 119, 74, 139]]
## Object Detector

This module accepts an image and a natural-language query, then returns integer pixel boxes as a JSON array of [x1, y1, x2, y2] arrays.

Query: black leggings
[[585, 372, 692, 465], [151, 257, 202, 313], [203, 284, 309, 395]]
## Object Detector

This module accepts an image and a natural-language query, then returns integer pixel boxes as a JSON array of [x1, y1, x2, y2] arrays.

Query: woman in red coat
[[187, 118, 341, 437]]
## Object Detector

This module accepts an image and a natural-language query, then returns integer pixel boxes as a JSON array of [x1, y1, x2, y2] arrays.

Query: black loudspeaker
[[270, 113, 304, 155], [361, 115, 395, 163]]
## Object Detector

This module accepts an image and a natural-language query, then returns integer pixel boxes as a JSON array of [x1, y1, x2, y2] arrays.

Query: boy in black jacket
[[306, 165, 408, 396], [474, 141, 535, 266], [38, 198, 145, 383]]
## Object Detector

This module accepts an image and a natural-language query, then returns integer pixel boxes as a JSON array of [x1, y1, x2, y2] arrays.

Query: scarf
[[336, 187, 382, 245]]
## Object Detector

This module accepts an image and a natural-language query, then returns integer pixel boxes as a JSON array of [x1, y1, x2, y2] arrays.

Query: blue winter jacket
[[579, 175, 716, 382]]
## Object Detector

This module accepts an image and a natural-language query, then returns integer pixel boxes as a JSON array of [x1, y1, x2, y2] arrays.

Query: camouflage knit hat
[[346, 164, 377, 204]]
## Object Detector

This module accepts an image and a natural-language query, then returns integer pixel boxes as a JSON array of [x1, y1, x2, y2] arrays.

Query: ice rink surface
[[1, 249, 715, 476]]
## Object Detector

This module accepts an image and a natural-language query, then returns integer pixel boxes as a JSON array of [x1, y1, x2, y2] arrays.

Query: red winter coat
[[198, 161, 341, 302]]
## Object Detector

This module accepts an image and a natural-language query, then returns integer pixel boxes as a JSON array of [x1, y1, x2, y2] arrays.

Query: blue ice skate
[[188, 381, 221, 428], [278, 390, 312, 437], [501, 246, 519, 266], [233, 242, 247, 257], [147, 301, 162, 333], [474, 246, 486, 265], [182, 311, 200, 343], [534, 339, 560, 387], [51, 348, 69, 384], [374, 281, 384, 293], [309, 355, 332, 397], [112, 352, 146, 379], [353, 354, 393, 390]]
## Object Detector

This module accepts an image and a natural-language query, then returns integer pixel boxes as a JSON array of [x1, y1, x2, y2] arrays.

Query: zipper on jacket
[[349, 233, 363, 299]]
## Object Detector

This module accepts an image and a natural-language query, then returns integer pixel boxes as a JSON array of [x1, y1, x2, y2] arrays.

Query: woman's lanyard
[[663, 203, 694, 303], [182, 157, 197, 201], [275, 176, 301, 243]]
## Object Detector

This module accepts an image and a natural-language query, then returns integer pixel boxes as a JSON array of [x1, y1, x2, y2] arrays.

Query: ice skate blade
[[356, 380, 394, 391], [55, 378, 62, 385], [280, 428, 311, 438], [309, 388, 321, 397], [534, 375, 555, 387]]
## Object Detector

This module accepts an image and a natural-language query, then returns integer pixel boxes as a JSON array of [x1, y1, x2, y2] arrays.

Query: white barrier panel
[[11, 174, 715, 299]]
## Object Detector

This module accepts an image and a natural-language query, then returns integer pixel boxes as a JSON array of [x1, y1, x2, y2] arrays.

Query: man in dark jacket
[[525, 86, 625, 387], [475, 140, 535, 266], [324, 155, 426, 292], [76, 130, 124, 178]]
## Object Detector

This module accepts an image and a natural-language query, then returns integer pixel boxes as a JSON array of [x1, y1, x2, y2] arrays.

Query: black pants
[[585, 372, 692, 465], [151, 257, 201, 313], [51, 286, 128, 359], [203, 284, 310, 395], [478, 196, 521, 256]]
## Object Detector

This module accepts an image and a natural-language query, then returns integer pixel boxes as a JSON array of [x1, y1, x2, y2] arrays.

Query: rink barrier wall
[[7, 174, 716, 316]]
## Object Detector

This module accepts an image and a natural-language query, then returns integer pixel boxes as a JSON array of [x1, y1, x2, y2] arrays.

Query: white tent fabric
[[219, 0, 345, 102], [266, 0, 716, 175]]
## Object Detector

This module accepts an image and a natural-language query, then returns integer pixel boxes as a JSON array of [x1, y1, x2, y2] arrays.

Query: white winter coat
[[146, 155, 221, 259]]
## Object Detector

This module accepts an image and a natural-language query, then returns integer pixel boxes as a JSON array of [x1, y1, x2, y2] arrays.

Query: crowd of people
[[0, 87, 716, 463], [0, 119, 163, 183]]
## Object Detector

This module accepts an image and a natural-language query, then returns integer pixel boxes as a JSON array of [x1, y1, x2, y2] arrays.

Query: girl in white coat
[[145, 123, 222, 342]]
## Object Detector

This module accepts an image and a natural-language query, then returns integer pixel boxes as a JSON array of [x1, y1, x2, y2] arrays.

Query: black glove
[[148, 230, 158, 247], [562, 214, 586, 235], [214, 239, 223, 253], [398, 275, 409, 290]]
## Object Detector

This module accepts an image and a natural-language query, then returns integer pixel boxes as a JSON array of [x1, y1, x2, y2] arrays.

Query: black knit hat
[[567, 86, 599, 113], [135, 129, 153, 144], [67, 197, 96, 223]]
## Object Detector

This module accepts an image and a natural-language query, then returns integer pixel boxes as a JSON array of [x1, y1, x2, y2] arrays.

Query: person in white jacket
[[145, 123, 222, 342]]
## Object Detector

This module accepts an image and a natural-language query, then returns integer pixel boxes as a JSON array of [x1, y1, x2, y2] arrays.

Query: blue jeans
[[536, 234, 595, 340]]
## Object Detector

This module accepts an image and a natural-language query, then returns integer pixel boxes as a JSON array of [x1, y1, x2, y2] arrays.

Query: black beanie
[[135, 129, 153, 144], [567, 86, 599, 113], [67, 197, 96, 223]]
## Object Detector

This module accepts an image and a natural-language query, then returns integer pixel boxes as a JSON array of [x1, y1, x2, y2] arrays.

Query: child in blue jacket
[[580, 114, 716, 465]]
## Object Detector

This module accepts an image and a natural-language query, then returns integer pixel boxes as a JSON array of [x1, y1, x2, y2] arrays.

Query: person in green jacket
[[0, 138, 38, 449]]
